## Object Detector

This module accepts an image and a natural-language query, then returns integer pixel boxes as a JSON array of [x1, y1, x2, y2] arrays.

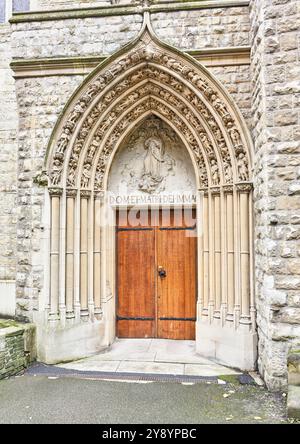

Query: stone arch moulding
[[39, 13, 257, 370]]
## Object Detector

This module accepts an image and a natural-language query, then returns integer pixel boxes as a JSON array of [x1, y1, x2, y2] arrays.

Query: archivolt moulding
[[44, 12, 253, 191]]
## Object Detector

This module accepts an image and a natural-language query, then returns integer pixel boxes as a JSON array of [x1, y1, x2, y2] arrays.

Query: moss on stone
[[0, 319, 19, 329]]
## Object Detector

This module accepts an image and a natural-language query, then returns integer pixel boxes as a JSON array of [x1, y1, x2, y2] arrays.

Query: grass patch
[[218, 374, 240, 384]]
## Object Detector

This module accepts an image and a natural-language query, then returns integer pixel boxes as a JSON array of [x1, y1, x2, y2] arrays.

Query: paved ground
[[57, 339, 240, 377], [0, 339, 293, 424], [0, 373, 289, 424]]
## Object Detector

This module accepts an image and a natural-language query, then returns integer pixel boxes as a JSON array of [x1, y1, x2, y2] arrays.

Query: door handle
[[158, 266, 167, 278]]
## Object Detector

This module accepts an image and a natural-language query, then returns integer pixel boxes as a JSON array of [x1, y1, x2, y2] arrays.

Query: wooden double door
[[116, 209, 197, 340]]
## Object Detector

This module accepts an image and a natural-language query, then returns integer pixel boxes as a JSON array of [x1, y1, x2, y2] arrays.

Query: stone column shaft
[[208, 191, 214, 321], [49, 190, 61, 316], [226, 192, 235, 316], [66, 192, 76, 316], [240, 190, 250, 319], [202, 191, 209, 315], [94, 197, 102, 312], [214, 193, 221, 314], [80, 193, 89, 311]]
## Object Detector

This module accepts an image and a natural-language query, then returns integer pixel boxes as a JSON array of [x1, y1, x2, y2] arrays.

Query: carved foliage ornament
[[49, 34, 250, 189]]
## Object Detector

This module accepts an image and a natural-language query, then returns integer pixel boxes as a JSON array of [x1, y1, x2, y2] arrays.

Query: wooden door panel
[[157, 320, 195, 340], [117, 320, 154, 338], [117, 209, 197, 340], [117, 228, 155, 338], [157, 227, 196, 340]]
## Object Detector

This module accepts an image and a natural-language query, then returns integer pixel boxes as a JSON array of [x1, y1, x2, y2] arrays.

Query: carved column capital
[[94, 190, 105, 201], [223, 185, 234, 194], [210, 186, 221, 195], [198, 187, 209, 197], [48, 187, 63, 197], [66, 188, 78, 198], [235, 182, 253, 193], [80, 190, 92, 199]]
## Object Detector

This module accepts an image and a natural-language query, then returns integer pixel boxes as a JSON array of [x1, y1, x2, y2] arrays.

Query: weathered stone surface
[[0, 24, 18, 285], [10, 6, 250, 60], [23, 323, 37, 364], [0, 323, 25, 379], [250, 0, 300, 391], [288, 183, 300, 195], [288, 349, 300, 386], [0, 320, 36, 378], [37, 0, 112, 9], [287, 385, 300, 419]]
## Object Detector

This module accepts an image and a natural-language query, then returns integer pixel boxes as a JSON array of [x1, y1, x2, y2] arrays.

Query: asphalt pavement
[[0, 373, 289, 424]]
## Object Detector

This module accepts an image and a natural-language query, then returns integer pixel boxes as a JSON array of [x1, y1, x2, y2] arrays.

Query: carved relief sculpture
[[237, 153, 249, 182], [51, 159, 63, 185], [48, 21, 251, 191], [81, 163, 92, 188], [211, 159, 219, 186], [139, 137, 165, 193], [108, 116, 195, 196]]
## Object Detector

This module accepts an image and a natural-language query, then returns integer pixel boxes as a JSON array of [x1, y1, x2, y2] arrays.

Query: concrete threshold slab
[[57, 361, 121, 372], [81, 351, 157, 362], [116, 361, 185, 375], [57, 360, 241, 378], [185, 364, 240, 377], [154, 352, 214, 365], [53, 339, 243, 378]]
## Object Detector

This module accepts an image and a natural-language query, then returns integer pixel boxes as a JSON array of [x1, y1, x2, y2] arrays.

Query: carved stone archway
[[39, 13, 256, 369]]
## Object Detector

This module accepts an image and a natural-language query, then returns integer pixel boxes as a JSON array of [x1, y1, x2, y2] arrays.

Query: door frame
[[111, 202, 201, 341]]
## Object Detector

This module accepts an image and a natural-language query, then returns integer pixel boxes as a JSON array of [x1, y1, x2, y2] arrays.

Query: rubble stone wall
[[249, 0, 300, 390]]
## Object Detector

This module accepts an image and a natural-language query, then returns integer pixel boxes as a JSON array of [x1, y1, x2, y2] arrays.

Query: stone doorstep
[[287, 385, 300, 420]]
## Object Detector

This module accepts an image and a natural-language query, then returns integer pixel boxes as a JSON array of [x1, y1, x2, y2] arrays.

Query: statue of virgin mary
[[139, 137, 165, 193]]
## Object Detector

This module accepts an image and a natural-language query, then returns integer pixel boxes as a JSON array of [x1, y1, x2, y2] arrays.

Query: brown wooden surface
[[117, 225, 155, 338], [157, 228, 196, 340], [116, 209, 196, 339]]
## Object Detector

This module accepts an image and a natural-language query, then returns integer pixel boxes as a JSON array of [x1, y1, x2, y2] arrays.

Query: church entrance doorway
[[116, 208, 197, 340]]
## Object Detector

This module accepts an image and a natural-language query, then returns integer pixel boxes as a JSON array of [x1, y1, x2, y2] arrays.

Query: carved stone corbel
[[34, 170, 49, 187]]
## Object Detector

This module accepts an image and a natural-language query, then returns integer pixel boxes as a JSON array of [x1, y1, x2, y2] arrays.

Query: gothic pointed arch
[[45, 13, 253, 192], [42, 13, 256, 371]]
